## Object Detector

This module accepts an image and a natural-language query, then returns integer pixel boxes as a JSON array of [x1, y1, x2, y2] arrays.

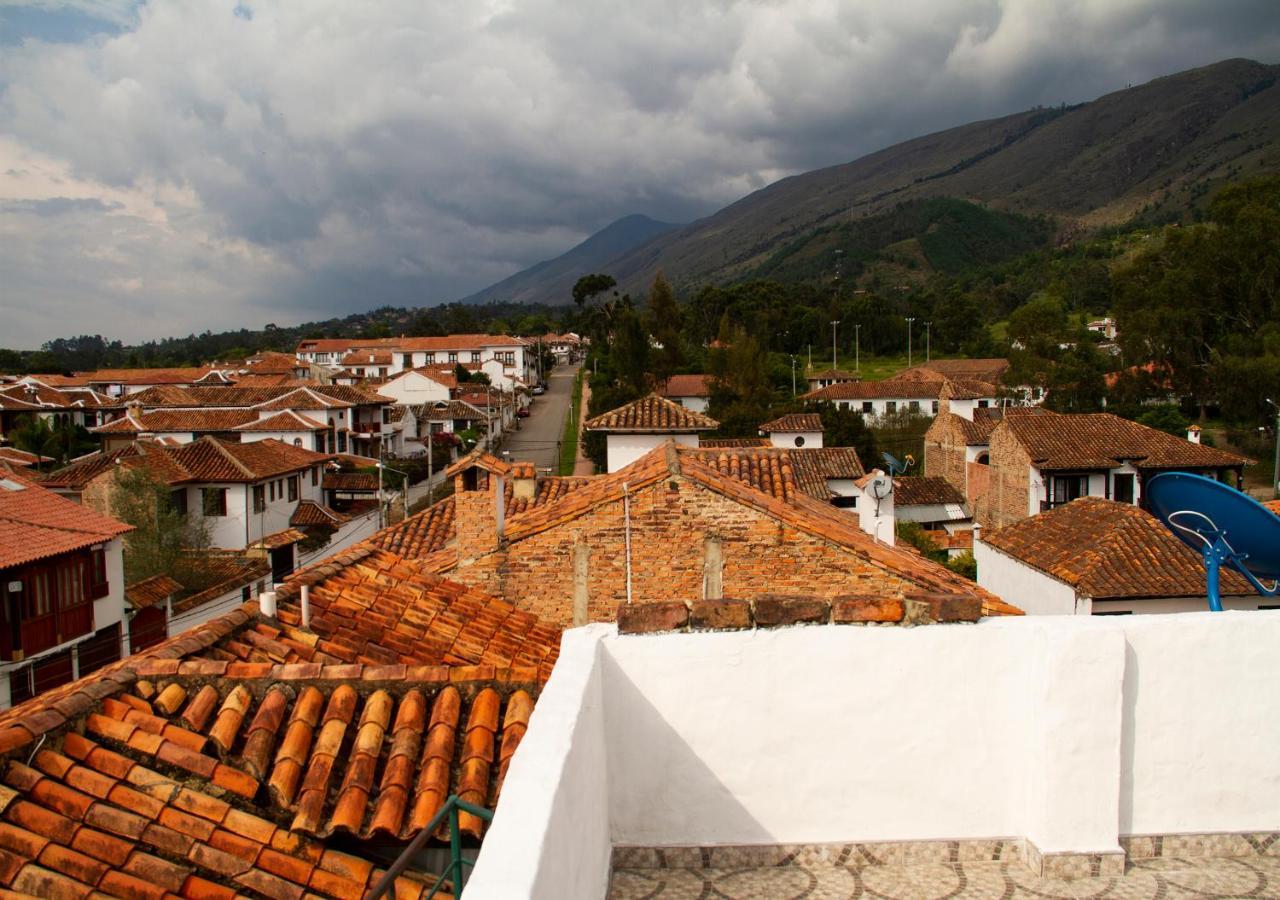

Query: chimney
[[450, 455, 507, 564], [511, 461, 537, 500], [1187, 424, 1201, 444], [259, 590, 278, 618], [300, 584, 311, 629]]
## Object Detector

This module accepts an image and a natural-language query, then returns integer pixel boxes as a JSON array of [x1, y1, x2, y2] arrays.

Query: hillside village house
[[892, 475, 974, 557], [805, 368, 860, 392], [658, 374, 712, 413], [0, 381, 113, 439], [543, 331, 584, 363], [584, 393, 719, 472], [90, 384, 398, 457], [803, 376, 999, 421], [926, 404, 1251, 529], [0, 470, 131, 709], [976, 497, 1276, 615], [294, 333, 540, 388], [759, 413, 824, 448]]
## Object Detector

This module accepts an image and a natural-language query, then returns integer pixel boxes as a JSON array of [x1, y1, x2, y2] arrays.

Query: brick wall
[[973, 425, 1034, 529], [924, 414, 970, 500], [448, 475, 930, 628]]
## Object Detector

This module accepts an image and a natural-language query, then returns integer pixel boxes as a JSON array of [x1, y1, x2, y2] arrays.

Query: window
[[88, 548, 109, 600], [448, 352, 458, 363], [424, 353, 435, 364], [794, 435, 805, 447], [202, 488, 227, 517], [269, 481, 276, 502], [379, 368, 387, 377], [311, 466, 319, 487], [1113, 473, 1135, 505], [978, 399, 990, 408], [169, 489, 187, 516], [909, 400, 920, 413], [401, 354, 412, 368], [886, 401, 897, 414], [382, 407, 391, 425], [469, 352, 480, 363], [932, 401, 939, 414], [1050, 475, 1087, 507], [253, 485, 266, 513], [292, 438, 302, 448], [287, 476, 298, 502], [862, 402, 874, 414]]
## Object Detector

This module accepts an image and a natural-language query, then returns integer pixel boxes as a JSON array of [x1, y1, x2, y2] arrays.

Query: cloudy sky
[[2, 0, 1279, 349]]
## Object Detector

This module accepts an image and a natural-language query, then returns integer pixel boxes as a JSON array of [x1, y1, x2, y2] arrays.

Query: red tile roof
[[698, 437, 770, 448], [0, 448, 46, 467], [889, 358, 1010, 384], [167, 438, 329, 483], [124, 575, 183, 610], [893, 476, 967, 506], [252, 388, 354, 412], [1002, 412, 1250, 470], [322, 472, 379, 492], [584, 392, 719, 432], [92, 409, 256, 434], [290, 500, 350, 527], [232, 410, 326, 432], [659, 374, 712, 398], [982, 497, 1253, 600], [803, 380, 950, 401], [759, 413, 824, 433], [0, 472, 133, 569]]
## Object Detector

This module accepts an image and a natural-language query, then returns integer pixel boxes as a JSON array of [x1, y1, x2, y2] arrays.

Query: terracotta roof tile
[[893, 476, 967, 506], [659, 374, 712, 398], [321, 472, 379, 492], [232, 410, 326, 432], [1002, 412, 1250, 470], [165, 437, 329, 483], [92, 409, 256, 434], [889, 358, 1010, 384], [981, 497, 1253, 600], [0, 472, 133, 569], [697, 437, 770, 448], [289, 500, 349, 527], [584, 392, 719, 432], [124, 576, 183, 610], [759, 413, 824, 433]]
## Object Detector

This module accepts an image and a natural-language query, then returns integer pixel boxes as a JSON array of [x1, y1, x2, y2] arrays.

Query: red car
[[517, 407, 531, 418]]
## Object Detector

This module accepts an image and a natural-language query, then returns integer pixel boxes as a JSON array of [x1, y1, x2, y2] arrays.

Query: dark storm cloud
[[2, 0, 1279, 347]]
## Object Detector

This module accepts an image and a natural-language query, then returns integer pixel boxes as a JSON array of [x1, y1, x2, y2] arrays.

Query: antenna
[[881, 452, 909, 476], [1147, 472, 1280, 611]]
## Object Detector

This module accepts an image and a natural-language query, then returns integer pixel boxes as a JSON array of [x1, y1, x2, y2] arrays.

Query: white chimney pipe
[[300, 584, 311, 629], [1187, 425, 1201, 444], [259, 590, 277, 618]]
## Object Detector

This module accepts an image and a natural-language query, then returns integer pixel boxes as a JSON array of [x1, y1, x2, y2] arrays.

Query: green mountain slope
[[602, 58, 1280, 297]]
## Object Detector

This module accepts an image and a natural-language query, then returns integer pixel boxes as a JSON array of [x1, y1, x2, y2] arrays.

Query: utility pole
[[924, 322, 932, 362], [830, 320, 840, 370], [905, 317, 915, 367], [854, 324, 861, 375], [377, 439, 385, 529], [790, 356, 797, 397]]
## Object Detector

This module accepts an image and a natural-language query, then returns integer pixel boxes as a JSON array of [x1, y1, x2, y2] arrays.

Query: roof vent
[[0, 479, 25, 492]]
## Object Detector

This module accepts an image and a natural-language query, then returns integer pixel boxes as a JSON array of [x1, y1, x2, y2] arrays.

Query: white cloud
[[1, 0, 1278, 347]]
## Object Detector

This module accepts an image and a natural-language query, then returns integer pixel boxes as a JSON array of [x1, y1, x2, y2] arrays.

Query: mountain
[[598, 58, 1280, 297], [458, 214, 680, 306]]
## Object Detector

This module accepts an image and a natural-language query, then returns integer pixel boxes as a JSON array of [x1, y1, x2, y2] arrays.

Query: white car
[[532, 384, 547, 395]]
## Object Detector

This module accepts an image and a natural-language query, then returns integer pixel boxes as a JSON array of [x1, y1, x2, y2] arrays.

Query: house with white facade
[[294, 333, 540, 388], [976, 497, 1271, 615], [892, 475, 974, 558], [759, 413, 823, 449], [584, 393, 719, 473], [0, 469, 132, 709], [659, 374, 712, 413], [803, 377, 997, 421]]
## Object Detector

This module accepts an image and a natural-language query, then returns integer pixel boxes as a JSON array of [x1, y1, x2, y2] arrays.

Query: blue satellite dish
[[1146, 471, 1280, 611], [881, 452, 907, 475]]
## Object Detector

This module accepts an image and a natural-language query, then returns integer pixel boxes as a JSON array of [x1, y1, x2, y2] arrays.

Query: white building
[[758, 413, 824, 449], [0, 470, 132, 710], [659, 374, 712, 414], [976, 496, 1272, 615], [583, 393, 719, 473], [803, 378, 997, 421], [295, 333, 540, 388]]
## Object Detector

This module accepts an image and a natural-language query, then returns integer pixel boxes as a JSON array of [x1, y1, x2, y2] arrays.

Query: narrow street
[[499, 363, 580, 472]]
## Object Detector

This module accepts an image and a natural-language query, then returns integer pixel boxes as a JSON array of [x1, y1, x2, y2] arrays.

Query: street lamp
[[905, 317, 916, 367], [1267, 399, 1280, 497], [830, 320, 840, 370], [854, 323, 861, 374], [924, 321, 932, 363], [790, 356, 797, 397]]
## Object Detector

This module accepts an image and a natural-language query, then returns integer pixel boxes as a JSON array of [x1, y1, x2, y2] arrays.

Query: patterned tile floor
[[609, 855, 1280, 898]]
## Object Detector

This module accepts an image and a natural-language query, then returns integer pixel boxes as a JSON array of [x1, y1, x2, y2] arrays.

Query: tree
[[1135, 404, 1191, 436], [645, 272, 684, 388], [109, 466, 212, 585], [572, 274, 616, 307], [708, 322, 775, 436], [812, 401, 879, 465]]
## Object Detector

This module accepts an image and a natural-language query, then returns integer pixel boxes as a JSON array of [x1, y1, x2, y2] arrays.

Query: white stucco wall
[[975, 540, 1080, 615], [605, 433, 699, 473], [466, 628, 613, 900], [767, 430, 823, 449], [472, 613, 1280, 896], [674, 397, 710, 413], [377, 372, 451, 406]]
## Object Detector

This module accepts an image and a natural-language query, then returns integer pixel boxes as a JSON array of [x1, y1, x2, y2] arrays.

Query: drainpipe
[[623, 482, 633, 605]]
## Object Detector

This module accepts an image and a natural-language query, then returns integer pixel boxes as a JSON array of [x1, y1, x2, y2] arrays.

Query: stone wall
[[923, 414, 970, 500]]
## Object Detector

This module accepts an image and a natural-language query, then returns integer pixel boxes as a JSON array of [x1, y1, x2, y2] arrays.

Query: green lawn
[[558, 369, 584, 475], [803, 353, 940, 382]]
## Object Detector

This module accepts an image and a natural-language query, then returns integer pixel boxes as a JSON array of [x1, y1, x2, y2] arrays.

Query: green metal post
[[449, 804, 462, 895]]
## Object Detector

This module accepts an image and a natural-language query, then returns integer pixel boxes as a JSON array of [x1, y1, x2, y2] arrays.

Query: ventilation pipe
[[300, 584, 311, 629], [623, 482, 633, 605], [259, 590, 277, 618]]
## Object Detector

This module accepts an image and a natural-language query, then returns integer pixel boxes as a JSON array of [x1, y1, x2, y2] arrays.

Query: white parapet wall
[[467, 612, 1280, 899]]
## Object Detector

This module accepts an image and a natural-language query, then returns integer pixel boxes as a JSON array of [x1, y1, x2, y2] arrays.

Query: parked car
[[532, 384, 546, 395], [517, 407, 531, 418]]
